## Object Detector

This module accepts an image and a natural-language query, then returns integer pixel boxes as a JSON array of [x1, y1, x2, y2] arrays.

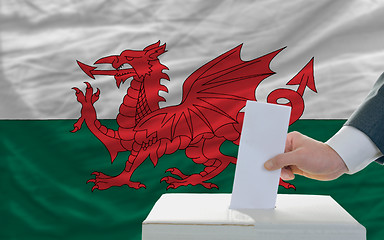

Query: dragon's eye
[[126, 57, 134, 61]]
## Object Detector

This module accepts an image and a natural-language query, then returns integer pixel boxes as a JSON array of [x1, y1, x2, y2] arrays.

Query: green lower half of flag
[[1, 120, 383, 240]]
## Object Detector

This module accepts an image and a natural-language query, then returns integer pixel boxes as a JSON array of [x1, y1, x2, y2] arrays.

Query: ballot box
[[142, 193, 365, 240]]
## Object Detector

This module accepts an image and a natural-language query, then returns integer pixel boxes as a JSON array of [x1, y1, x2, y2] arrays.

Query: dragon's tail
[[267, 88, 304, 125], [267, 58, 316, 125]]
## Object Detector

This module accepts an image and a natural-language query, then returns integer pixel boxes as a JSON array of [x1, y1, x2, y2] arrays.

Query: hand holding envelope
[[143, 101, 366, 240]]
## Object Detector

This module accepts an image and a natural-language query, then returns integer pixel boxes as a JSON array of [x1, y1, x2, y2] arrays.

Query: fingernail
[[264, 161, 273, 170]]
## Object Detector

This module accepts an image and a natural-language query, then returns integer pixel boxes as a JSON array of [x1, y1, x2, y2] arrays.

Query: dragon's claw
[[160, 176, 168, 183], [84, 81, 92, 89], [91, 171, 102, 177], [166, 184, 176, 190], [70, 126, 79, 133], [87, 171, 146, 191], [73, 82, 100, 105], [72, 86, 85, 102], [91, 185, 99, 192], [160, 176, 178, 184], [161, 173, 218, 189], [72, 83, 100, 133], [165, 167, 188, 179], [72, 87, 81, 94], [86, 178, 95, 184], [202, 182, 219, 189], [94, 88, 100, 98], [279, 178, 296, 190], [92, 88, 100, 103], [71, 116, 84, 133]]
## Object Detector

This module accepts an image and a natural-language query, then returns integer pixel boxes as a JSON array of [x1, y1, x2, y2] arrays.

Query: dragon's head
[[77, 41, 167, 88]]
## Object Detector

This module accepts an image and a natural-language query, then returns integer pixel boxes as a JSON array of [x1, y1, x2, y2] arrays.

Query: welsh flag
[[1, 1, 384, 240]]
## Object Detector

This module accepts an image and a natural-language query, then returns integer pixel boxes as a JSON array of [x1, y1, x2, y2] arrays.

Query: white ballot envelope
[[230, 101, 291, 209]]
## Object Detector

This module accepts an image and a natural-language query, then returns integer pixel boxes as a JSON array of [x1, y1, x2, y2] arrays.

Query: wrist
[[324, 143, 348, 178], [326, 126, 382, 174]]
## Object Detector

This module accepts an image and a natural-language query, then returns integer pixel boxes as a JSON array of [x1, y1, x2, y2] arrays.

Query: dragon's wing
[[135, 45, 283, 141]]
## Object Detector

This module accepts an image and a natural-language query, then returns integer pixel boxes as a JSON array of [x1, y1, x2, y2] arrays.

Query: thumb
[[264, 151, 299, 171]]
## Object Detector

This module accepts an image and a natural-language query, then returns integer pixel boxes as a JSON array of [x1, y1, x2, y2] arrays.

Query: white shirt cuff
[[326, 126, 383, 174]]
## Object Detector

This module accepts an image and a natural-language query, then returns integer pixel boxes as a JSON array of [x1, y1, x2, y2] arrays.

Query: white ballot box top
[[142, 193, 366, 240]]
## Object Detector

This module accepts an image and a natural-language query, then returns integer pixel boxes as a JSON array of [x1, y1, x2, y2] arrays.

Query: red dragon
[[72, 41, 316, 191]]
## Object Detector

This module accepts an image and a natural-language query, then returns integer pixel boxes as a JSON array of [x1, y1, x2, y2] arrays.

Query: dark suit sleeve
[[345, 73, 384, 164]]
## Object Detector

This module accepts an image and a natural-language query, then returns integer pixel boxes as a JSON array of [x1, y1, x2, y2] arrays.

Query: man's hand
[[264, 131, 349, 181]]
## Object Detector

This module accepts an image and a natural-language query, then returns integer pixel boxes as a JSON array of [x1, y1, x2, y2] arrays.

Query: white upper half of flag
[[1, 0, 383, 119]]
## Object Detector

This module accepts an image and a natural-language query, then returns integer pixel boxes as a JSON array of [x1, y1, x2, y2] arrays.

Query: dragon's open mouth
[[77, 60, 137, 88], [114, 68, 136, 88]]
